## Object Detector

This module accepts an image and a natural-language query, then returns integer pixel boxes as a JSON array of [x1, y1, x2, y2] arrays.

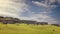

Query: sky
[[0, 0, 60, 24]]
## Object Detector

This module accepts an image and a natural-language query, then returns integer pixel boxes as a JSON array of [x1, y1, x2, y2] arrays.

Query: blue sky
[[21, 0, 60, 24], [0, 0, 60, 24]]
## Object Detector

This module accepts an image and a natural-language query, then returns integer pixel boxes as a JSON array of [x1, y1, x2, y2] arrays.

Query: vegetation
[[0, 23, 60, 34], [0, 16, 60, 34]]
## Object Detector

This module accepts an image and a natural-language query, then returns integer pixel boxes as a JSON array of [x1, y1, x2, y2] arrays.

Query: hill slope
[[0, 24, 60, 34]]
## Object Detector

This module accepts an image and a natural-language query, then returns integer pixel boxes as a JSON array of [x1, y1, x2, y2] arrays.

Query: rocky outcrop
[[0, 16, 48, 25], [0, 16, 20, 24]]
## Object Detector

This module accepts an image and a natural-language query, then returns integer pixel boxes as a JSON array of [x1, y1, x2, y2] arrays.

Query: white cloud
[[0, 0, 28, 18], [19, 11, 58, 24], [48, 0, 56, 3], [30, 11, 57, 24], [32, 0, 57, 8], [32, 1, 49, 7], [49, 0, 60, 3]]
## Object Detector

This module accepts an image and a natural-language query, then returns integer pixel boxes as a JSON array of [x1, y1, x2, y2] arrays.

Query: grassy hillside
[[0, 23, 60, 34]]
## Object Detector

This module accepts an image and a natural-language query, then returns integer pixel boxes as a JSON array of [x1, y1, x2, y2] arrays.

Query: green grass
[[0, 23, 60, 34]]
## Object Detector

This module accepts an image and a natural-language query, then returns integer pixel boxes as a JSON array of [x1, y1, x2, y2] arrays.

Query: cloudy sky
[[0, 0, 60, 24]]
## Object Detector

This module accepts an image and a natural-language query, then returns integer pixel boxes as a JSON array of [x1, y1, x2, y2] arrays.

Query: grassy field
[[0, 23, 60, 34]]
